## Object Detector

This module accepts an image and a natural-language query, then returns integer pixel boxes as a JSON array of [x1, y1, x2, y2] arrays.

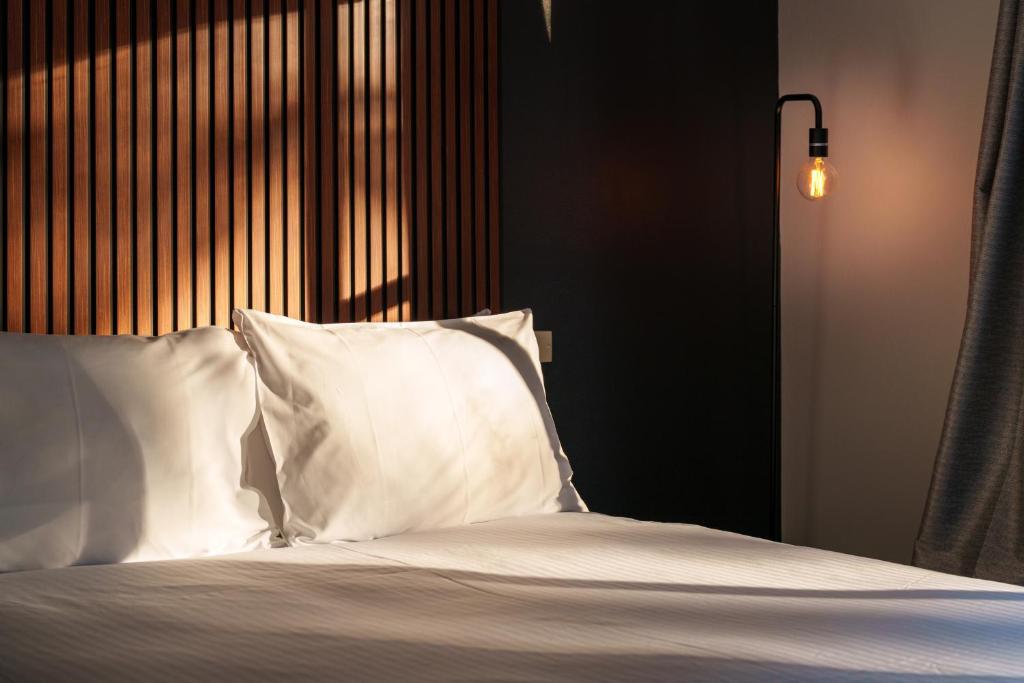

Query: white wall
[[778, 0, 998, 563]]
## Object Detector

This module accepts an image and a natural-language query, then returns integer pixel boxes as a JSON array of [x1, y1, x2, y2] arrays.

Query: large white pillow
[[0, 328, 273, 572], [233, 308, 585, 543]]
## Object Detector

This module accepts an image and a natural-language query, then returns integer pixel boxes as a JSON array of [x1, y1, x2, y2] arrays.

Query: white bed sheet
[[2, 512, 1023, 682]]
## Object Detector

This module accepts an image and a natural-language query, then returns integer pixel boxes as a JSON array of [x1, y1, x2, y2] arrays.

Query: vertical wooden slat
[[414, 0, 428, 320], [176, 0, 193, 330], [284, 0, 300, 319], [115, 0, 133, 333], [368, 0, 383, 322], [486, 0, 499, 313], [399, 0, 412, 322], [135, 0, 152, 335], [7, 0, 24, 332], [302, 0, 318, 321], [384, 0, 399, 321], [72, 0, 91, 334], [95, 0, 113, 335], [26, 0, 47, 333], [443, 0, 457, 317], [336, 0, 351, 323], [383, 0, 398, 320], [473, 0, 486, 312], [233, 0, 249, 316], [458, 0, 472, 317], [194, 0, 211, 326], [250, 0, 266, 312], [428, 0, 442, 319], [267, 0, 283, 315], [0, 0, 6, 329], [351, 0, 367, 322], [213, 0, 230, 326], [155, 0, 173, 334], [311, 0, 332, 322], [51, 0, 70, 334], [28, 0, 47, 333]]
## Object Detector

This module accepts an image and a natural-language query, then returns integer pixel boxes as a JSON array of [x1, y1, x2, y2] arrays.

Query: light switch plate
[[536, 330, 553, 363]]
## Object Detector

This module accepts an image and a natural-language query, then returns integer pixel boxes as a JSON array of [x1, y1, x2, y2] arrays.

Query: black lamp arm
[[776, 93, 829, 158], [777, 93, 822, 127]]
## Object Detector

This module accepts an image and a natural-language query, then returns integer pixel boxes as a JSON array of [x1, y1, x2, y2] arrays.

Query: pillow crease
[[58, 337, 87, 563], [165, 334, 197, 548], [402, 325, 473, 525], [322, 326, 392, 534]]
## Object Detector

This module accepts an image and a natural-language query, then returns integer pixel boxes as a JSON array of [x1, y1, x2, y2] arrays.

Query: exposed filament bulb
[[797, 156, 838, 201]]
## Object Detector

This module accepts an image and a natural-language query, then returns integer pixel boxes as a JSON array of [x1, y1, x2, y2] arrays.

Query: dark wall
[[501, 1, 778, 537]]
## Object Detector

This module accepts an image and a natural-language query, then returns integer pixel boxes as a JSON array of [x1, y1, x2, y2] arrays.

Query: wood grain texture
[[6, 0, 23, 332], [134, 0, 153, 335], [213, 0, 231, 326], [414, 0, 429, 320], [302, 0, 318, 321], [266, 0, 283, 316], [115, 0, 133, 334], [312, 0, 333, 322], [399, 0, 412, 322], [194, 0, 212, 326], [154, 0, 173, 334], [351, 0, 367, 322], [51, 0, 70, 334], [175, 0, 192, 330], [368, 0, 383, 322], [249, 0, 266, 313], [233, 0, 250, 315], [8, 13, 23, 326], [0, 1, 6, 330], [1, 0, 499, 333], [428, 0, 443, 319], [284, 0, 301, 319], [27, 0, 46, 333], [385, 0, 399, 321], [72, 0, 91, 334], [335, 0, 351, 323], [95, 0, 114, 335]]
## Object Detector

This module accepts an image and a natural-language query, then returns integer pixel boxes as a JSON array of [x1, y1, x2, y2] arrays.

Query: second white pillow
[[234, 308, 585, 543]]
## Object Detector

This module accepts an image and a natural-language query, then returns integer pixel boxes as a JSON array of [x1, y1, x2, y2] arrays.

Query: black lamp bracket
[[777, 93, 828, 158]]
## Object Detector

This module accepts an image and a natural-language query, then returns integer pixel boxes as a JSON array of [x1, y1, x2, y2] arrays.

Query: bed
[[4, 512, 1023, 682], [3, 313, 1023, 680]]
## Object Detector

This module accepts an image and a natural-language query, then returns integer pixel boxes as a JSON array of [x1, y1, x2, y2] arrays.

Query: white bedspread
[[2, 513, 1023, 681]]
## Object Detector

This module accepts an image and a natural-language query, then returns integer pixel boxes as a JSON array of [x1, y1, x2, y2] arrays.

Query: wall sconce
[[770, 93, 836, 542]]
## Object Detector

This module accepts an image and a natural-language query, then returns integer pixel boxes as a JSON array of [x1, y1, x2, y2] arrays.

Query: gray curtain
[[913, 0, 1024, 585]]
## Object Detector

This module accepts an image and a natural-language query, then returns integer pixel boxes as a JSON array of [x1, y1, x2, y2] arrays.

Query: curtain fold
[[914, 0, 1024, 585]]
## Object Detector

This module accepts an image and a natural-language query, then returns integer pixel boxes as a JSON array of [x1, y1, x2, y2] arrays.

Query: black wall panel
[[501, 1, 779, 537]]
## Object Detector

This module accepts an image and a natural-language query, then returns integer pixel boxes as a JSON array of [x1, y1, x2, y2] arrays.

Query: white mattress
[[2, 512, 1022, 681]]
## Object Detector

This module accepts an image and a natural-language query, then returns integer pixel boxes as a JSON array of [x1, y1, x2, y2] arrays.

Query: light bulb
[[797, 157, 838, 200]]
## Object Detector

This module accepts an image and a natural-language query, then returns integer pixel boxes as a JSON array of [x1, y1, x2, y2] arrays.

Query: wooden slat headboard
[[1, 0, 499, 335]]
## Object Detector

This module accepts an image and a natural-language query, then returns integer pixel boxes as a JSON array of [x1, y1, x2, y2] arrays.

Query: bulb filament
[[809, 157, 827, 199]]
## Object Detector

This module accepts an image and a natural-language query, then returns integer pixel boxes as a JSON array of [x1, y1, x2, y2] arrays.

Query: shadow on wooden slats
[[1, 0, 499, 335]]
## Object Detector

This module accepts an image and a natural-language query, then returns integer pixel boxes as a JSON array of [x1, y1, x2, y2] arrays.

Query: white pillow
[[0, 328, 273, 572], [233, 308, 585, 543]]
